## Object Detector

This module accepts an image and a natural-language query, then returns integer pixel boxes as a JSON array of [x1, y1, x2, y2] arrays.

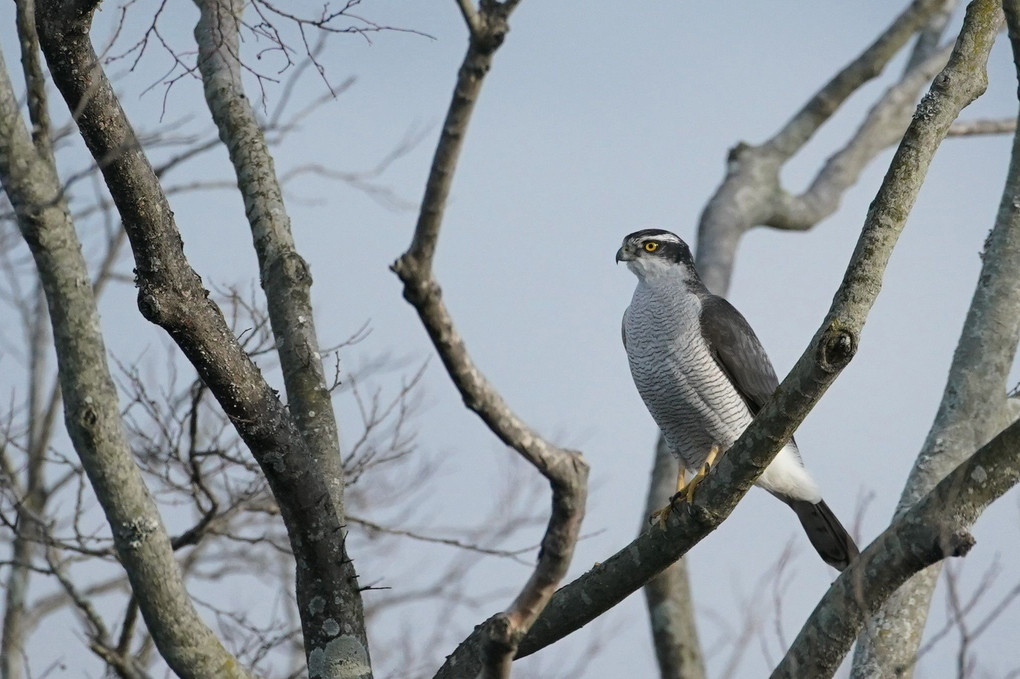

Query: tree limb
[[33, 2, 371, 677], [393, 3, 588, 677], [191, 1, 369, 671], [14, 0, 52, 162], [641, 437, 706, 679], [947, 116, 1017, 135], [0, 31, 249, 679], [766, 0, 949, 158], [767, 42, 953, 232], [697, 0, 952, 295], [775, 417, 1020, 678], [852, 0, 1020, 674]]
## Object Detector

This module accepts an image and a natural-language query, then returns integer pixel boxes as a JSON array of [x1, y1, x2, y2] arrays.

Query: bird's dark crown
[[623, 229, 695, 267]]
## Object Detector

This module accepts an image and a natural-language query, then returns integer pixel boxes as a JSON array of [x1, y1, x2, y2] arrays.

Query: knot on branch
[[261, 248, 313, 289], [565, 449, 590, 479], [473, 1, 511, 54], [481, 612, 522, 666], [137, 288, 165, 325], [391, 255, 439, 305], [817, 325, 857, 373], [940, 530, 976, 559], [726, 141, 752, 163]]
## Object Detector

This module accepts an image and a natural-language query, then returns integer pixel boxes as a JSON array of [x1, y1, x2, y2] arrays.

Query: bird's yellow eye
[[644, 242, 659, 252]]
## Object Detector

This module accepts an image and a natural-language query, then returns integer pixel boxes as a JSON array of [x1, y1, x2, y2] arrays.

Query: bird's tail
[[786, 498, 860, 571]]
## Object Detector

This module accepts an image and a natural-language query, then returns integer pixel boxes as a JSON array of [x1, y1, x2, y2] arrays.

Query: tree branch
[[191, 1, 369, 670], [455, 0, 482, 36], [696, 0, 951, 295], [947, 116, 1017, 135], [393, 3, 588, 677], [767, 42, 953, 231], [33, 2, 371, 677], [852, 0, 1019, 674], [0, 31, 249, 679], [14, 0, 52, 162], [766, 0, 948, 158], [641, 437, 706, 679], [775, 417, 1020, 678], [403, 1, 511, 269]]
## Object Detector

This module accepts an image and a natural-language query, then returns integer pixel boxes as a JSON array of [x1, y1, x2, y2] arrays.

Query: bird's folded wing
[[698, 295, 780, 416]]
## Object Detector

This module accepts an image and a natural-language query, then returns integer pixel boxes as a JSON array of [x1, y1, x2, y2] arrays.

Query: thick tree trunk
[[32, 1, 372, 676], [0, 36, 249, 679], [192, 1, 369, 673], [641, 438, 706, 679]]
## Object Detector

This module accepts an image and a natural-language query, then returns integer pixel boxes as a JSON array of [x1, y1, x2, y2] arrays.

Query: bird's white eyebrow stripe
[[637, 233, 681, 243]]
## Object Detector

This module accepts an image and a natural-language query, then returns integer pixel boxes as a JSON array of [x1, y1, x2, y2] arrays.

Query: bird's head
[[616, 229, 698, 283]]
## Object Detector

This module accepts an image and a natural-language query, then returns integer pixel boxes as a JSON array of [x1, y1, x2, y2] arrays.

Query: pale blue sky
[[3, 2, 1019, 677]]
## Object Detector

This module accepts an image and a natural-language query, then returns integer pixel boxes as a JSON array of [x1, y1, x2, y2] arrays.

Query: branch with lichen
[[697, 0, 958, 294], [33, 1, 372, 675], [776, 416, 1020, 678], [852, 0, 1020, 674], [0, 27, 250, 679], [191, 1, 369, 667]]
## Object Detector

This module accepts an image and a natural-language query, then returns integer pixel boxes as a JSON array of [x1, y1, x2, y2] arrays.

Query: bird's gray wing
[[621, 314, 628, 350], [699, 295, 779, 415]]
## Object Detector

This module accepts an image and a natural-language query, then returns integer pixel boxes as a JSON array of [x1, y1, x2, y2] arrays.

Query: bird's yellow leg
[[648, 464, 688, 528], [682, 444, 719, 503]]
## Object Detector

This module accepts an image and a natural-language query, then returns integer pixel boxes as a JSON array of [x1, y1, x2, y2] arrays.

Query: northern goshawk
[[618, 228, 859, 571]]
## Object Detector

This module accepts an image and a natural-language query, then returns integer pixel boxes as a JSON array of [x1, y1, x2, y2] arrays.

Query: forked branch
[[775, 417, 1020, 678], [393, 2, 588, 677]]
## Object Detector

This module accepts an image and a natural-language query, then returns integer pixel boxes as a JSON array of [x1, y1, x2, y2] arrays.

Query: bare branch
[[14, 0, 53, 162], [766, 0, 949, 158], [455, 0, 482, 36], [853, 0, 1019, 673], [192, 1, 368, 667], [393, 2, 587, 676], [641, 437, 706, 679], [0, 21, 249, 679], [767, 41, 953, 232], [400, 1, 512, 269], [773, 416, 1020, 678], [947, 117, 1017, 135], [697, 0, 953, 295], [33, 1, 377, 676], [347, 515, 536, 563]]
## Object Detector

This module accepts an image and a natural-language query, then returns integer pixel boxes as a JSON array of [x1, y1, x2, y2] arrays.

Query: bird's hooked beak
[[616, 244, 635, 263]]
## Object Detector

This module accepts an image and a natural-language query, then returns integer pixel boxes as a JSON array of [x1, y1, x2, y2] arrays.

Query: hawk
[[618, 228, 859, 570]]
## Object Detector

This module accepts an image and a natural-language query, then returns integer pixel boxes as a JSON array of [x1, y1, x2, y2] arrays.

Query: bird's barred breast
[[625, 290, 754, 471]]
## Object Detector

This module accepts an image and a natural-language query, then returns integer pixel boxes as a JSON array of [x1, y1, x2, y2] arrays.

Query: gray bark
[[775, 417, 1020, 678], [2, 4, 58, 674], [0, 32, 249, 679], [696, 0, 951, 295], [191, 1, 369, 674], [394, 3, 588, 677], [0, 285, 50, 679], [641, 438, 706, 679], [852, 1, 1020, 675], [32, 1, 371, 676]]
